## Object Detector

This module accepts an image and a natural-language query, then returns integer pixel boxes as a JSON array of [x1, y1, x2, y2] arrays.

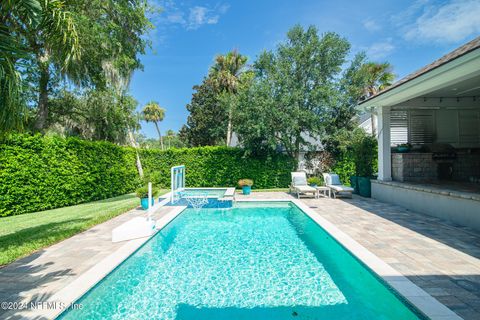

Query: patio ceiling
[[425, 73, 480, 98], [359, 37, 480, 110]]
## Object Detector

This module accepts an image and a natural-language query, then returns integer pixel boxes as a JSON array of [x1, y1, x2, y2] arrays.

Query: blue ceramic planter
[[140, 198, 154, 210], [242, 185, 251, 195]]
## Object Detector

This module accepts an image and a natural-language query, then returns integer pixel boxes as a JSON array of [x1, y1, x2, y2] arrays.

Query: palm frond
[[0, 0, 42, 134], [40, 0, 80, 72]]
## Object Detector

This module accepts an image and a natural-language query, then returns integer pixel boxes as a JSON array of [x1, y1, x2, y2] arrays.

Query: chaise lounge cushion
[[292, 175, 308, 186], [295, 185, 316, 192], [329, 185, 354, 192], [329, 174, 342, 186]]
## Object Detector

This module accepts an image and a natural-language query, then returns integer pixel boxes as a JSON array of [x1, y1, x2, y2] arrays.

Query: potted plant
[[352, 134, 377, 198], [238, 179, 253, 195], [136, 186, 158, 210], [307, 176, 322, 187], [396, 143, 411, 153], [349, 176, 359, 194]]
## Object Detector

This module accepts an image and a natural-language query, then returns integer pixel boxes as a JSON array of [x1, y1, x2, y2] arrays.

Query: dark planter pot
[[396, 146, 410, 153], [349, 176, 359, 194], [357, 177, 371, 198], [242, 185, 252, 195], [309, 184, 318, 187], [140, 197, 154, 210]]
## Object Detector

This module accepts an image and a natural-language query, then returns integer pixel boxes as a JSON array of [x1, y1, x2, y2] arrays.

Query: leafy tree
[[2, 0, 152, 133], [48, 88, 139, 144], [138, 130, 185, 149], [1, 0, 40, 134], [359, 62, 395, 135], [1, 0, 75, 133], [236, 25, 351, 162], [209, 50, 248, 146], [15, 0, 81, 131], [361, 62, 395, 97], [180, 77, 228, 146], [142, 102, 165, 150], [165, 129, 174, 149]]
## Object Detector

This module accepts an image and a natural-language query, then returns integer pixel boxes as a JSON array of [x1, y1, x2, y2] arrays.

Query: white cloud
[[400, 0, 480, 43], [166, 12, 185, 24], [363, 18, 381, 32], [187, 6, 220, 30], [365, 40, 395, 59], [157, 2, 229, 31]]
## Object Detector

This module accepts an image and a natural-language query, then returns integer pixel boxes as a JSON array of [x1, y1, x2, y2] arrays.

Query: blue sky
[[131, 0, 480, 138]]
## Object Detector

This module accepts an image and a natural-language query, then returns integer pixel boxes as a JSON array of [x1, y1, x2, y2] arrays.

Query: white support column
[[377, 106, 392, 181]]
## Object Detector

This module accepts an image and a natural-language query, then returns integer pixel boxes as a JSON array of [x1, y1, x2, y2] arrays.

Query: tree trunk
[[294, 135, 302, 170], [226, 97, 233, 146], [34, 58, 50, 131], [226, 109, 233, 147], [154, 122, 164, 150], [128, 129, 144, 178]]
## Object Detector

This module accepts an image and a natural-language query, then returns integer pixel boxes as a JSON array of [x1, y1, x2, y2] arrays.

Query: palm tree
[[361, 62, 395, 135], [209, 50, 247, 146], [1, 0, 41, 134], [142, 102, 165, 150], [1, 0, 81, 132], [165, 129, 175, 149]]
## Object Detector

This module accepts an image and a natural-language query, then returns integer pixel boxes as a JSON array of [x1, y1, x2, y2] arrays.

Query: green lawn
[[0, 191, 168, 266]]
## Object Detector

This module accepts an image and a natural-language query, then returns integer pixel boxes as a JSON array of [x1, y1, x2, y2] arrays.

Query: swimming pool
[[168, 188, 234, 208], [179, 188, 228, 198], [58, 202, 424, 319]]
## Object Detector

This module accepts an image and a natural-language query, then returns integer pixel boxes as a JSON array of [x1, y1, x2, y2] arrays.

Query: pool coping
[[26, 198, 461, 320]]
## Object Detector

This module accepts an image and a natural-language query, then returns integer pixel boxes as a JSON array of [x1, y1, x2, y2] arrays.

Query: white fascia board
[[359, 49, 480, 110]]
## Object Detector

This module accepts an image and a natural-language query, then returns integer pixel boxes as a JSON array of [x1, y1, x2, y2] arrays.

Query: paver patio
[[1, 192, 480, 319], [238, 192, 480, 319]]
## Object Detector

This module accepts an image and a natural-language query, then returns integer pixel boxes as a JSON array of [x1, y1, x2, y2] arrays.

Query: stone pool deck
[[1, 192, 480, 319]]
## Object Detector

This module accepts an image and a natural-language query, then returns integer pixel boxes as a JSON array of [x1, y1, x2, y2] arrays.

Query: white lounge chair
[[290, 172, 317, 198], [322, 173, 354, 198]]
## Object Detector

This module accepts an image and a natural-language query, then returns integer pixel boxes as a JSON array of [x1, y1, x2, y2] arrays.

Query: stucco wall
[[372, 180, 480, 232]]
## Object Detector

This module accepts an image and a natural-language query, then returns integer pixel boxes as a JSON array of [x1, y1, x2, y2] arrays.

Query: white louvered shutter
[[390, 110, 408, 146], [409, 110, 435, 145]]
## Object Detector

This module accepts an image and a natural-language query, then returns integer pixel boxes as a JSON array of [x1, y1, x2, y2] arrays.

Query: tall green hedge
[[0, 135, 139, 216], [0, 135, 295, 216], [140, 146, 295, 189], [330, 130, 378, 185]]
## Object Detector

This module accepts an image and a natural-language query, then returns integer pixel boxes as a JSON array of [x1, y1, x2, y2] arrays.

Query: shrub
[[238, 179, 253, 187], [139, 146, 294, 190], [0, 134, 139, 217], [135, 186, 159, 198], [307, 176, 322, 186], [329, 129, 377, 185], [0, 135, 295, 216], [351, 133, 377, 177]]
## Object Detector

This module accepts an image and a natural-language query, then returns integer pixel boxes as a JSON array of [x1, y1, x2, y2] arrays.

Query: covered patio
[[360, 37, 480, 231]]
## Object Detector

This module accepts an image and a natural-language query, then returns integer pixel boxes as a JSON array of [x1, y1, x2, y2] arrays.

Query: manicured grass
[[0, 191, 168, 266]]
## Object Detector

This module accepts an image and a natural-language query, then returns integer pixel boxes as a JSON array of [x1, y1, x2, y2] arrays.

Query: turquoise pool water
[[59, 202, 423, 320]]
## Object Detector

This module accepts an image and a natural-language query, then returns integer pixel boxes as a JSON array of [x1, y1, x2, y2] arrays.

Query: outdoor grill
[[429, 143, 457, 161], [427, 144, 457, 180]]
